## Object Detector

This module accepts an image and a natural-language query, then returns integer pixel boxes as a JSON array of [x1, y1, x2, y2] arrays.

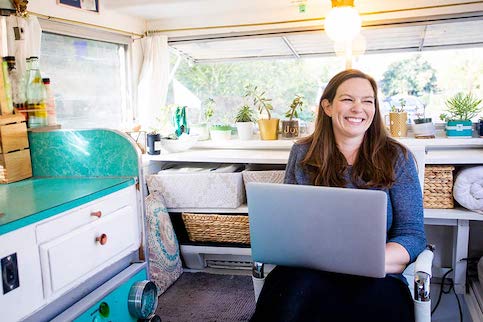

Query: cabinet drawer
[[39, 204, 139, 297], [36, 185, 136, 244]]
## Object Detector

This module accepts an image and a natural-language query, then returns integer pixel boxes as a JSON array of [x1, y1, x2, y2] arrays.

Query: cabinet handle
[[96, 233, 108, 245], [91, 211, 102, 218]]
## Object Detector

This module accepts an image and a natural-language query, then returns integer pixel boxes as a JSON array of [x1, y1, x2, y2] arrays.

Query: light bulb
[[324, 6, 361, 42]]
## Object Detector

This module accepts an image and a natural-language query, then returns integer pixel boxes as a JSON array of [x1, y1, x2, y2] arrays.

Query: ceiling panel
[[169, 18, 483, 62], [424, 20, 483, 47], [172, 37, 293, 60]]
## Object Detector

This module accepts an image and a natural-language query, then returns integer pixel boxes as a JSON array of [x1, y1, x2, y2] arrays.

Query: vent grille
[[205, 259, 252, 270]]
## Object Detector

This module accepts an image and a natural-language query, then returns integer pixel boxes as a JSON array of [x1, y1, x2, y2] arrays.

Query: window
[[40, 22, 131, 129], [168, 17, 483, 126]]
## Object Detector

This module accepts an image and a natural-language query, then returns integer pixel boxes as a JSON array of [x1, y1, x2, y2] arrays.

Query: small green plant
[[244, 84, 273, 119], [234, 105, 256, 123], [390, 98, 406, 113], [202, 98, 215, 122], [440, 92, 482, 122], [285, 95, 304, 121]]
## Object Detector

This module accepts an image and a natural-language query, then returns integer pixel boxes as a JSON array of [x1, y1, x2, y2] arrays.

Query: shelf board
[[169, 205, 483, 221], [146, 149, 290, 164], [424, 207, 483, 220], [27, 124, 61, 132], [168, 205, 248, 213]]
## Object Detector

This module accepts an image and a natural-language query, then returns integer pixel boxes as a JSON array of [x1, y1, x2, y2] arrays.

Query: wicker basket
[[182, 213, 250, 244], [423, 165, 455, 209], [242, 170, 285, 186]]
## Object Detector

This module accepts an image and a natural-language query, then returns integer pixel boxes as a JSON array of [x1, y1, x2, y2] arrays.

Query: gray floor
[[431, 283, 472, 322], [157, 272, 474, 321]]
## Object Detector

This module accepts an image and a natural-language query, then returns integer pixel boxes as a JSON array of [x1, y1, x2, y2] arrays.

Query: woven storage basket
[[423, 165, 455, 208], [242, 170, 285, 186], [182, 213, 250, 244]]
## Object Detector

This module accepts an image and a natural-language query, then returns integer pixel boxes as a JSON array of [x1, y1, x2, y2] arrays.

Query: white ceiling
[[103, 0, 483, 30]]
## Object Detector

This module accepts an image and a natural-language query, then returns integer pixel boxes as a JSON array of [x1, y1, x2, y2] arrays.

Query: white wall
[[28, 0, 145, 36]]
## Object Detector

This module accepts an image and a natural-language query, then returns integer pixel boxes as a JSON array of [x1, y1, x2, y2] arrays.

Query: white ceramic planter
[[235, 122, 254, 140], [210, 129, 232, 141], [190, 123, 210, 140]]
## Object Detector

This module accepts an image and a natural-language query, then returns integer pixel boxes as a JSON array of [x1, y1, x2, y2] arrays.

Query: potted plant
[[234, 104, 256, 140], [282, 95, 303, 138], [388, 98, 408, 137], [412, 103, 435, 138], [210, 124, 233, 141], [191, 98, 215, 140], [440, 92, 482, 138], [245, 84, 279, 140]]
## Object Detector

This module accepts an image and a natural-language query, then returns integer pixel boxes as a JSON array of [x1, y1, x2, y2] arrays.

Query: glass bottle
[[42, 78, 57, 126], [26, 56, 47, 127], [2, 57, 13, 113], [5, 56, 25, 112]]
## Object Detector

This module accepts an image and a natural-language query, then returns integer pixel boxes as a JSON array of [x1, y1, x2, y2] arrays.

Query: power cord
[[430, 268, 463, 322]]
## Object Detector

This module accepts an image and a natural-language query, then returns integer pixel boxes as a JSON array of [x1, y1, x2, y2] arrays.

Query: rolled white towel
[[453, 166, 483, 214]]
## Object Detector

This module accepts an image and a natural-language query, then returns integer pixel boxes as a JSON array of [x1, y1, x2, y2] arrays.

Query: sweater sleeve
[[387, 149, 427, 262], [284, 144, 299, 184]]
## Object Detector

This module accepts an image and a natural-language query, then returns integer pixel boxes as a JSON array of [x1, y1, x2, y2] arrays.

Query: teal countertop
[[0, 177, 136, 235]]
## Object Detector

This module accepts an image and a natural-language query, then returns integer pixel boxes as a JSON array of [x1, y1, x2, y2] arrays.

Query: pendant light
[[324, 0, 361, 42]]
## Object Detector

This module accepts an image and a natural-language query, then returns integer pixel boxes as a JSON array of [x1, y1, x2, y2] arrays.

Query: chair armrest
[[414, 249, 434, 302], [414, 249, 434, 276], [252, 262, 265, 302]]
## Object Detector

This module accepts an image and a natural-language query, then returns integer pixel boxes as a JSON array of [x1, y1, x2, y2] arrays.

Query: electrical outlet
[[2, 253, 20, 294]]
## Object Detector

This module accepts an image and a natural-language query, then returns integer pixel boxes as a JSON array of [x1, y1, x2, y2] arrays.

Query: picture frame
[[57, 0, 99, 13]]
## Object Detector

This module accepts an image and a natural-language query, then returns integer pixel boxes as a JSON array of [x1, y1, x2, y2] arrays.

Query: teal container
[[446, 120, 473, 138], [74, 268, 152, 322]]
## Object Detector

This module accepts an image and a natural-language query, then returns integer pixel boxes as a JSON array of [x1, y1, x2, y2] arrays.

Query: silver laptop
[[247, 182, 387, 278]]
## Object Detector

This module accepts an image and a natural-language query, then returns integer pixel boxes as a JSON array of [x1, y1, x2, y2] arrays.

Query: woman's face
[[322, 77, 375, 143]]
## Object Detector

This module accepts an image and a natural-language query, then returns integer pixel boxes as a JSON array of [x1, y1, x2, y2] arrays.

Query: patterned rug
[[156, 272, 256, 322]]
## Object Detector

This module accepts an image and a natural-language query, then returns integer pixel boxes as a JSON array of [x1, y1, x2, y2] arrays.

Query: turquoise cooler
[[446, 120, 473, 138]]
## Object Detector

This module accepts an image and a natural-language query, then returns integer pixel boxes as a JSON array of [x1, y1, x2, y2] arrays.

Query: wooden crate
[[0, 114, 32, 183]]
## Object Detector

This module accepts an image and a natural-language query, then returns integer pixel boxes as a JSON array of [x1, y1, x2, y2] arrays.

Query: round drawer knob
[[91, 211, 102, 218], [96, 233, 108, 245]]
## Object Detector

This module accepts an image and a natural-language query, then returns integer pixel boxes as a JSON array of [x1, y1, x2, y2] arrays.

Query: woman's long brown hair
[[298, 69, 407, 188]]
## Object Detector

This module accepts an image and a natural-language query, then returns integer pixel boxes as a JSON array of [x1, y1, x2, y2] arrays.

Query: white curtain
[[6, 15, 42, 77], [136, 35, 170, 130]]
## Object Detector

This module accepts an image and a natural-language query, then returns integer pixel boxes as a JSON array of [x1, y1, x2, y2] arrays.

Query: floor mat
[[156, 272, 256, 322]]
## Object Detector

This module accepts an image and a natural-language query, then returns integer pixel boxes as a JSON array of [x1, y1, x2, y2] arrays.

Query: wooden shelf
[[27, 124, 61, 132]]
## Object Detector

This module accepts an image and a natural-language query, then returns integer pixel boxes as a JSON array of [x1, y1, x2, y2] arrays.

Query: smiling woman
[[252, 69, 426, 322]]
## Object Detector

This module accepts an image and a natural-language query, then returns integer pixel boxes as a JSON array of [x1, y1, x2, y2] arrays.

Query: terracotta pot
[[281, 120, 299, 138], [258, 118, 279, 140], [388, 112, 408, 137]]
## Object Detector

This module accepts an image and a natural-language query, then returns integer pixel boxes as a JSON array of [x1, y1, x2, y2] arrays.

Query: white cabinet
[[36, 186, 134, 244], [1, 184, 140, 322], [39, 203, 139, 297], [1, 226, 44, 322]]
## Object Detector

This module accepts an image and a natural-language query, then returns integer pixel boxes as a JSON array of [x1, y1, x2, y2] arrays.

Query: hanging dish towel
[[145, 191, 183, 295], [453, 166, 483, 214]]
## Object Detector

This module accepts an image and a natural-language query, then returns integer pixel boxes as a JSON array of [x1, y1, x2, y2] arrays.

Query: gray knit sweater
[[284, 142, 426, 263]]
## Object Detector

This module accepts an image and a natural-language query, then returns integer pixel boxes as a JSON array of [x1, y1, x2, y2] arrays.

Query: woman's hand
[[385, 242, 410, 274]]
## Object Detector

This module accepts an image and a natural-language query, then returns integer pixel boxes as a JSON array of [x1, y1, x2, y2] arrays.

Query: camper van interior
[[1, 0, 483, 321]]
